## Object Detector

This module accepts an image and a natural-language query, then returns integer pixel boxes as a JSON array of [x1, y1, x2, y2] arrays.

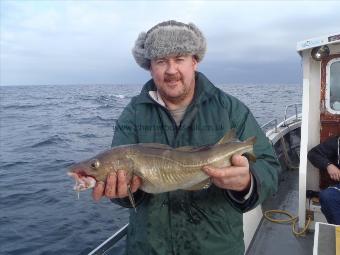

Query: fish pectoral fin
[[127, 184, 137, 212], [243, 152, 257, 162], [217, 128, 238, 145], [242, 136, 257, 162], [184, 179, 211, 191]]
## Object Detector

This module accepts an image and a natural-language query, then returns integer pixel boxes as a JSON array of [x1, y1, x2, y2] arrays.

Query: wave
[[1, 188, 50, 206], [259, 100, 272, 104], [79, 133, 98, 139], [31, 135, 69, 148], [77, 115, 114, 124], [1, 161, 29, 168], [2, 102, 60, 110], [113, 94, 125, 99], [94, 95, 126, 107], [78, 95, 95, 101], [99, 94, 126, 100], [96, 115, 114, 122]]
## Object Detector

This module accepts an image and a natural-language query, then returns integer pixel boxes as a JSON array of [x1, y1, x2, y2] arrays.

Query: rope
[[280, 135, 299, 170], [263, 209, 312, 236]]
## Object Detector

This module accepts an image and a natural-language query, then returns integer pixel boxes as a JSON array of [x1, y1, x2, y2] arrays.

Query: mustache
[[164, 74, 181, 82]]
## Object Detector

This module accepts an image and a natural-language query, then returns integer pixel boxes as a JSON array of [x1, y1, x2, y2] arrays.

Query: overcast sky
[[1, 0, 340, 86]]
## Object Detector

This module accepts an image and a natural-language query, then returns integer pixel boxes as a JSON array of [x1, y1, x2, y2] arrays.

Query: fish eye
[[90, 159, 100, 169]]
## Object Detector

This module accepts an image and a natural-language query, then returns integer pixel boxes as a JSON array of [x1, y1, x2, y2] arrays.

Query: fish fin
[[175, 146, 199, 152], [141, 142, 212, 152], [177, 128, 238, 152], [242, 136, 257, 162], [127, 184, 137, 212], [244, 136, 257, 146], [184, 179, 211, 191], [217, 128, 238, 144], [139, 143, 172, 149], [175, 146, 195, 152], [175, 145, 213, 152], [141, 143, 208, 153], [243, 152, 257, 162]]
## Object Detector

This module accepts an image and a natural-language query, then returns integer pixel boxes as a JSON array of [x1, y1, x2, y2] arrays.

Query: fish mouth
[[67, 172, 96, 192]]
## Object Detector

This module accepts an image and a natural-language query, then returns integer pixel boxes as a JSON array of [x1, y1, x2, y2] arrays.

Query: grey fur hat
[[132, 20, 207, 70]]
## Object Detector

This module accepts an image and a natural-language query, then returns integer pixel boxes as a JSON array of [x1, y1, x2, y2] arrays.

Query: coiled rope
[[263, 209, 312, 236]]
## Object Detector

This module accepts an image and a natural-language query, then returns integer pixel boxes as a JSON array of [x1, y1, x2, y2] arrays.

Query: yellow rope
[[336, 226, 340, 255], [264, 209, 312, 236]]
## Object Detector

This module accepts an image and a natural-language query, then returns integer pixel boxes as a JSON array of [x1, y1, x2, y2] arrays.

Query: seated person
[[307, 136, 340, 225]]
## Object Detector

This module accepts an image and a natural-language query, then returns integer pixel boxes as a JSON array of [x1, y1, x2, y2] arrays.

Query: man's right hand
[[327, 164, 340, 181], [92, 170, 142, 202]]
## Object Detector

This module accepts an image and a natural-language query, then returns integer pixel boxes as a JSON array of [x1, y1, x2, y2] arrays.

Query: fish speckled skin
[[69, 131, 256, 194]]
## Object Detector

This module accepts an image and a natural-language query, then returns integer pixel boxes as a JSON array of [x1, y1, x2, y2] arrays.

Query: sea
[[0, 83, 302, 255]]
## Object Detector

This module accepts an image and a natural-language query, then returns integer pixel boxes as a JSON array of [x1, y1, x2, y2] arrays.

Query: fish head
[[68, 146, 133, 191], [68, 147, 131, 192]]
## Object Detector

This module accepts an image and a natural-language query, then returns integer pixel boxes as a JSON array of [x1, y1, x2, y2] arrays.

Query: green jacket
[[112, 72, 279, 255]]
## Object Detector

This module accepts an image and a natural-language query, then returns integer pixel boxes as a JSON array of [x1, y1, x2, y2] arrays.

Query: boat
[[89, 33, 340, 255]]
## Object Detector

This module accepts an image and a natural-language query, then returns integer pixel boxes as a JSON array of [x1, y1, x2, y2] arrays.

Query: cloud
[[1, 1, 340, 86]]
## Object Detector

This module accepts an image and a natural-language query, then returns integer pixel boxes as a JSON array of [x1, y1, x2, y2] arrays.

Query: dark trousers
[[319, 184, 340, 225]]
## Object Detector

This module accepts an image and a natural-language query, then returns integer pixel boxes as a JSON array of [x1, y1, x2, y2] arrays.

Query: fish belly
[[135, 158, 209, 194], [132, 146, 236, 194]]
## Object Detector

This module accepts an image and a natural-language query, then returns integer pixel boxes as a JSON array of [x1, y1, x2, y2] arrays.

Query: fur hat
[[132, 20, 207, 70]]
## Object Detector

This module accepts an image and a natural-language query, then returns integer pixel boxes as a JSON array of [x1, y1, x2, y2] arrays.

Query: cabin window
[[326, 58, 340, 113]]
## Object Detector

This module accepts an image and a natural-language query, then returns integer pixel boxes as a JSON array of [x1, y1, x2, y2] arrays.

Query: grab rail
[[88, 224, 128, 255], [283, 104, 302, 126], [261, 119, 278, 132], [261, 103, 302, 132]]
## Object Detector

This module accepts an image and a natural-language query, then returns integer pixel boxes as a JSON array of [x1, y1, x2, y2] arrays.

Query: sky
[[1, 0, 340, 86]]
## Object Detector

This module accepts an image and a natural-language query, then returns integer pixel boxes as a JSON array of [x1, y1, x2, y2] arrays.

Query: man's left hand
[[203, 154, 251, 192], [327, 164, 340, 181]]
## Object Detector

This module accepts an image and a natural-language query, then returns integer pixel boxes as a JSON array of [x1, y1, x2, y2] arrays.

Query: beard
[[158, 73, 194, 105]]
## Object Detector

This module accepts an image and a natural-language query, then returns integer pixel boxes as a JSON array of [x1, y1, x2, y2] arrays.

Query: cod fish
[[68, 129, 256, 207]]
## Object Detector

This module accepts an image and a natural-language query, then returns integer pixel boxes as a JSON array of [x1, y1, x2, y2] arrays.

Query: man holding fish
[[75, 20, 280, 254]]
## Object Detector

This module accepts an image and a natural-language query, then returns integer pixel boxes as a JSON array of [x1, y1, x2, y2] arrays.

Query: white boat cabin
[[297, 32, 340, 229]]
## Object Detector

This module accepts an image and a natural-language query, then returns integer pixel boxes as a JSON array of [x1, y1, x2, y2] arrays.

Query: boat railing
[[261, 103, 302, 132], [283, 103, 302, 126], [88, 223, 128, 255], [261, 119, 278, 133]]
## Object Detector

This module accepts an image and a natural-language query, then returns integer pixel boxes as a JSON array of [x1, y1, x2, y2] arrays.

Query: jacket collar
[[134, 72, 219, 106]]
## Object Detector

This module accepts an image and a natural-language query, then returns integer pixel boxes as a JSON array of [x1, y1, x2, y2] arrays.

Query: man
[[93, 20, 279, 254], [308, 136, 340, 225]]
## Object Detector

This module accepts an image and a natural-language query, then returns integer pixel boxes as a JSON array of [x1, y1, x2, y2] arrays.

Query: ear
[[192, 56, 198, 70], [149, 62, 155, 78]]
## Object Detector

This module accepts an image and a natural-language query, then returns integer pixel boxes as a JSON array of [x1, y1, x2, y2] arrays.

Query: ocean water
[[0, 83, 302, 255]]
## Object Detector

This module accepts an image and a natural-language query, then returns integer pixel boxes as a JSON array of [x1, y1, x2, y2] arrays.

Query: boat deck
[[247, 169, 314, 255]]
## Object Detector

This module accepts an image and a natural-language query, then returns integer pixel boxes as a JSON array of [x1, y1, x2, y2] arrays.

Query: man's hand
[[92, 170, 142, 202], [327, 164, 340, 181], [203, 154, 251, 192]]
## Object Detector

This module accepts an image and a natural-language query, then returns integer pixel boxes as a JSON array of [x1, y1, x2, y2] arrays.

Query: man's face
[[150, 55, 198, 105]]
